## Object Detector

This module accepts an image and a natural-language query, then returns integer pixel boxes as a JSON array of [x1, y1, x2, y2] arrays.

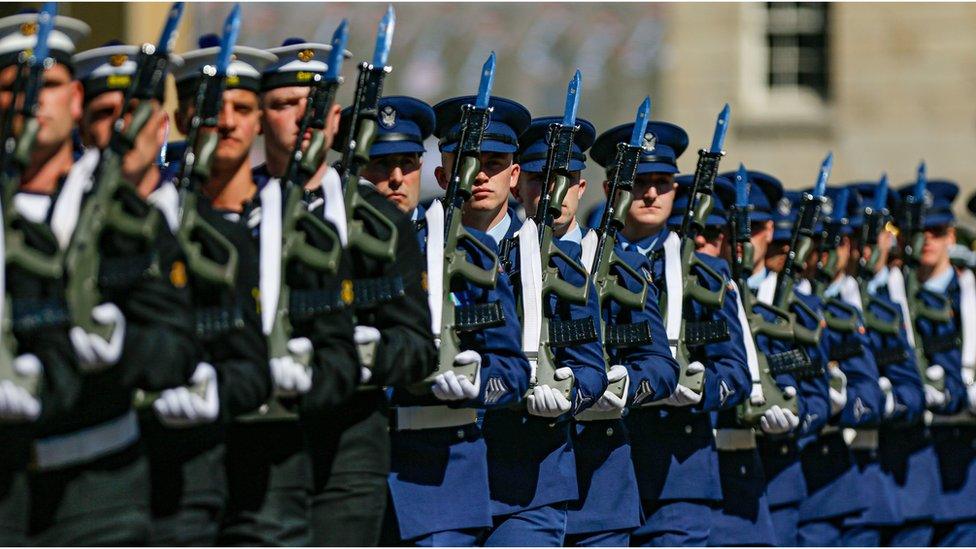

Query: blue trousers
[[769, 505, 799, 547], [411, 527, 483, 547], [841, 525, 881, 547], [798, 516, 845, 547], [883, 521, 934, 547], [630, 500, 712, 547], [935, 520, 976, 547], [483, 503, 568, 547], [564, 529, 632, 546]]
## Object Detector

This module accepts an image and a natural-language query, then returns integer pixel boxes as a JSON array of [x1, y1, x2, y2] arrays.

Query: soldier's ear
[[602, 180, 609, 197], [154, 111, 169, 148], [577, 177, 587, 199], [68, 80, 83, 124], [949, 226, 957, 245], [508, 162, 520, 190], [434, 165, 448, 190]]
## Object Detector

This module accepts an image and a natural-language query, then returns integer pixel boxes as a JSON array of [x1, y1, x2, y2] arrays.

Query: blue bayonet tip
[[833, 188, 849, 221], [325, 19, 349, 81], [915, 161, 927, 198], [562, 69, 581, 127], [475, 51, 495, 109], [710, 103, 731, 153], [629, 96, 651, 148], [735, 163, 749, 207], [813, 152, 832, 198], [874, 173, 889, 211], [32, 2, 57, 66], [157, 2, 184, 54], [371, 4, 395, 68], [215, 4, 242, 76]]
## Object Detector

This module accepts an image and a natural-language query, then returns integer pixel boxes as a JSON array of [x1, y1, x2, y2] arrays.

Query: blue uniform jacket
[[482, 214, 606, 515], [387, 205, 530, 539], [620, 229, 750, 503], [567, 241, 677, 535]]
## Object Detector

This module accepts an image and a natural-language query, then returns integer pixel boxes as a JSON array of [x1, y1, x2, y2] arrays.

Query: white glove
[[70, 303, 126, 372], [527, 367, 573, 418], [432, 350, 482, 402], [760, 402, 801, 435], [0, 354, 42, 422], [153, 362, 219, 428], [665, 361, 705, 407], [924, 365, 947, 409], [829, 367, 848, 416], [879, 376, 896, 418], [270, 337, 313, 396], [589, 365, 629, 412], [354, 326, 381, 384]]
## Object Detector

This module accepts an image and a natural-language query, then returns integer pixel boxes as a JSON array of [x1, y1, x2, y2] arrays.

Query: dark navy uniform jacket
[[386, 204, 531, 540], [483, 212, 607, 516], [619, 228, 750, 504], [567, 238, 678, 535]]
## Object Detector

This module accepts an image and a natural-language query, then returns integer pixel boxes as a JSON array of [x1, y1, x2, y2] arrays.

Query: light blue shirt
[[747, 267, 768, 291], [486, 213, 512, 247], [558, 220, 583, 246], [923, 265, 955, 293], [867, 266, 889, 297]]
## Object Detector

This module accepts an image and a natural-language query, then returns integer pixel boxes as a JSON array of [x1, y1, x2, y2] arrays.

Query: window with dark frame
[[766, 2, 830, 100]]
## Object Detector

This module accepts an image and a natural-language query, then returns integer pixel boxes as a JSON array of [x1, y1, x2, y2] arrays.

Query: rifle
[[855, 175, 903, 337], [419, 52, 499, 388], [673, 105, 730, 394], [523, 70, 592, 400], [812, 187, 862, 334], [901, 162, 950, 392], [335, 6, 398, 261], [577, 97, 651, 418], [262, 22, 348, 410], [64, 2, 184, 354], [0, 2, 63, 397], [729, 164, 800, 426]]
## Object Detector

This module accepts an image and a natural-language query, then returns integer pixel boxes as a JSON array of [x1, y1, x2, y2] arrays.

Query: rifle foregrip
[[299, 129, 327, 177], [5, 224, 63, 279]]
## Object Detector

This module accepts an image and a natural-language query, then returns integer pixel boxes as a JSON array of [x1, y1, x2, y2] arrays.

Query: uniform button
[[456, 429, 465, 439], [606, 427, 614, 437], [548, 423, 556, 429], [780, 445, 789, 455], [259, 404, 269, 415], [684, 425, 693, 434], [821, 445, 829, 455], [740, 465, 748, 476]]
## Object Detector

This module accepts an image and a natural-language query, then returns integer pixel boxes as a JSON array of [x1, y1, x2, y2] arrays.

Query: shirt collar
[[867, 266, 889, 296], [486, 213, 511, 246], [558, 219, 582, 245], [824, 277, 845, 299], [924, 265, 955, 294], [411, 208, 420, 222], [747, 267, 768, 291], [621, 227, 668, 257]]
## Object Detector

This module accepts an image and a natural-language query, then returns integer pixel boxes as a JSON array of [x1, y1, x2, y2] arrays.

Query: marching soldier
[[896, 180, 976, 546], [347, 94, 530, 546], [737, 177, 833, 546], [261, 38, 435, 545], [590, 121, 751, 546], [665, 175, 780, 546], [0, 9, 200, 544]]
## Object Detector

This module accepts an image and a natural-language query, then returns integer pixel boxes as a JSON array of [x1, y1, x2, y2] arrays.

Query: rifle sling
[[454, 301, 505, 332], [548, 317, 599, 347], [605, 320, 653, 348]]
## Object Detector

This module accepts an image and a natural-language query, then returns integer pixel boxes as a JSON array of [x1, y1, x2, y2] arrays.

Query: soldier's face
[[765, 241, 789, 273], [214, 89, 261, 166], [0, 62, 81, 152], [514, 170, 585, 231], [435, 151, 519, 214], [833, 235, 852, 273], [260, 85, 343, 167], [81, 92, 167, 191], [750, 220, 774, 268], [627, 172, 677, 231], [364, 152, 422, 213], [696, 226, 727, 259], [922, 224, 955, 267]]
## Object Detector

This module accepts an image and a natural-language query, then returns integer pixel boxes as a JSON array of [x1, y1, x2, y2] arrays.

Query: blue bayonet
[[915, 161, 927, 199], [324, 19, 349, 82], [371, 5, 395, 68], [629, 96, 651, 147], [157, 2, 184, 54], [735, 163, 749, 208], [215, 4, 241, 76], [813, 152, 832, 198], [562, 69, 581, 127], [709, 103, 731, 153], [875, 173, 889, 212], [475, 52, 495, 109], [833, 187, 849, 221], [32, 2, 57, 66]]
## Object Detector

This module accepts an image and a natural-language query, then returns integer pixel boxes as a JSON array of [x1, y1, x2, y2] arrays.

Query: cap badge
[[379, 105, 396, 129], [297, 49, 314, 63], [19, 22, 37, 36], [642, 132, 656, 153], [777, 197, 792, 215], [109, 54, 128, 67]]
